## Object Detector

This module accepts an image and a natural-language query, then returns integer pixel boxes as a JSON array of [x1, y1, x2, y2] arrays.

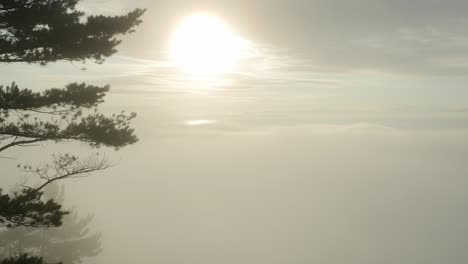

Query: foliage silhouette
[[0, 1, 145, 263], [0, 0, 145, 64], [0, 185, 101, 264], [0, 0, 143, 227], [0, 254, 59, 264], [0, 188, 67, 228]]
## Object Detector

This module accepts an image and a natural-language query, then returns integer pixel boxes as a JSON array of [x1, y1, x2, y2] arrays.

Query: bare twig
[[20, 154, 115, 192]]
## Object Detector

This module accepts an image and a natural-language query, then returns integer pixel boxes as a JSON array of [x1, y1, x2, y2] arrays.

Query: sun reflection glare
[[184, 120, 216, 126]]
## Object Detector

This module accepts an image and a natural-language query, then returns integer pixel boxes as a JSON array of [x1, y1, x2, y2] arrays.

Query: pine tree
[[0, 185, 101, 264], [0, 0, 145, 64], [0, 1, 145, 263]]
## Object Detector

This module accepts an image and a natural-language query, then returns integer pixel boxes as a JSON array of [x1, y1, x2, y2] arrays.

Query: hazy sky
[[1, 1, 468, 264]]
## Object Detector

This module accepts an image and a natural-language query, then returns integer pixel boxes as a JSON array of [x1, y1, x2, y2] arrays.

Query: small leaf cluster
[[64, 112, 138, 148]]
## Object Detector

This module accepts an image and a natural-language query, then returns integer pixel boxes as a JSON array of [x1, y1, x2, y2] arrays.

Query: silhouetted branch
[[20, 154, 114, 192], [0, 138, 45, 153]]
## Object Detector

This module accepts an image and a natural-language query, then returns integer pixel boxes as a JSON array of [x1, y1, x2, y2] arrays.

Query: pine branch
[[0, 137, 45, 152]]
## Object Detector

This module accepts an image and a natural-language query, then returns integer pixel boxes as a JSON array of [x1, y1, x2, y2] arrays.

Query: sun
[[169, 14, 250, 75]]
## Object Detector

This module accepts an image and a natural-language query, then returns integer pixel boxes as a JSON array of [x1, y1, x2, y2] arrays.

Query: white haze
[[1, 0, 468, 263]]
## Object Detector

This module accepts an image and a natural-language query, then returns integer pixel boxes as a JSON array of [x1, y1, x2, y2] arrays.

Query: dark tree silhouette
[[0, 188, 67, 228], [0, 0, 145, 64], [0, 254, 59, 264], [0, 185, 102, 264], [0, 1, 145, 263]]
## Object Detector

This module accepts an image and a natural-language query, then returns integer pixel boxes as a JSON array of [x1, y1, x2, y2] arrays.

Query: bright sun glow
[[170, 14, 250, 75]]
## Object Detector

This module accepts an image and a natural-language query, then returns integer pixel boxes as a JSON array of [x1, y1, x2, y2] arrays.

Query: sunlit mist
[[3, 1, 468, 264], [169, 14, 251, 75]]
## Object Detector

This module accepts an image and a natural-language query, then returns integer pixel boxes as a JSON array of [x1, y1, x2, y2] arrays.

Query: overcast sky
[[1, 1, 468, 264]]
